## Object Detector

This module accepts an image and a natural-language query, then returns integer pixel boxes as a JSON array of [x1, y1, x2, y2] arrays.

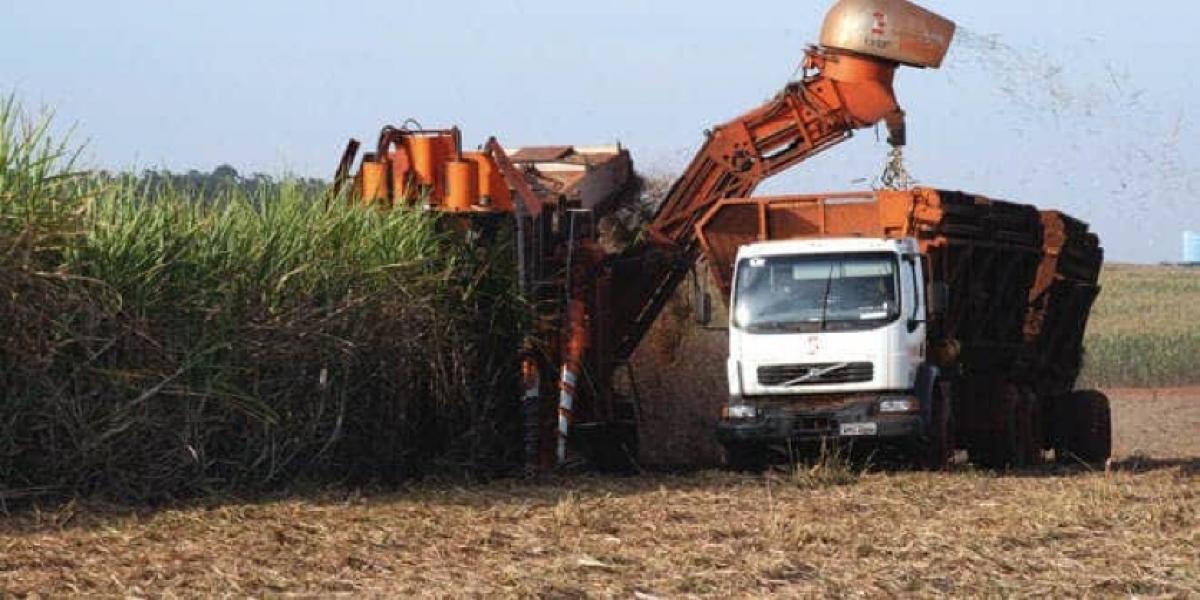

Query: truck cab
[[718, 236, 939, 456]]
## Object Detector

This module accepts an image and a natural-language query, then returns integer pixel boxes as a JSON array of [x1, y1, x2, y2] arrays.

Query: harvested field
[[1, 388, 1196, 598], [1111, 387, 1200, 459]]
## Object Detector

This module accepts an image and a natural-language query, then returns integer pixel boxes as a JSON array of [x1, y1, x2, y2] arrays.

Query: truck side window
[[899, 255, 919, 323], [909, 258, 922, 320]]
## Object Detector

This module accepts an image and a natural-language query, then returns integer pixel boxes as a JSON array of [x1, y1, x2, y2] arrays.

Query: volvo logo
[[781, 362, 848, 387]]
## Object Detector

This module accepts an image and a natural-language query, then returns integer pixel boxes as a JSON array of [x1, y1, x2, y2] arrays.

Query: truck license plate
[[839, 422, 878, 437]]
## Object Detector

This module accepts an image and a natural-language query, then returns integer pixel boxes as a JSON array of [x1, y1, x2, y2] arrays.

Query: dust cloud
[[943, 27, 1195, 260]]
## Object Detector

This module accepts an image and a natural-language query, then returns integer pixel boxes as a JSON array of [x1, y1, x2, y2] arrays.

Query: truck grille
[[757, 362, 874, 387]]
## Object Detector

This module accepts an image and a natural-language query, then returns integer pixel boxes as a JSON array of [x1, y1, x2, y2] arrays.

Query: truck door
[[898, 252, 927, 385]]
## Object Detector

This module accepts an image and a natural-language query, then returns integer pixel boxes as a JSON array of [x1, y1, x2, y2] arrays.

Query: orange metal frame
[[332, 127, 544, 217], [609, 47, 913, 361]]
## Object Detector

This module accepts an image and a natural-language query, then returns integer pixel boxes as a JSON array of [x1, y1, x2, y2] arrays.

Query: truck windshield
[[733, 252, 899, 333]]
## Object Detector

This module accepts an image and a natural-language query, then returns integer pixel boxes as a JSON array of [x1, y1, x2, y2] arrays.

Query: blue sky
[[4, 1, 1197, 262]]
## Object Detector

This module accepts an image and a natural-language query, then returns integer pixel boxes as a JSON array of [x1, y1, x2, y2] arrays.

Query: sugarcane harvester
[[334, 0, 1110, 472], [552, 0, 1106, 470], [330, 123, 640, 470], [579, 0, 966, 467]]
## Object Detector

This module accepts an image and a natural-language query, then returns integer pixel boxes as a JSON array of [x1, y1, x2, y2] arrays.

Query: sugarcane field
[[2, 1, 1198, 597]]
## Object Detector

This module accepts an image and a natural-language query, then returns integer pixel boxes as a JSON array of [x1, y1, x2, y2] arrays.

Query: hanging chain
[[878, 146, 914, 191]]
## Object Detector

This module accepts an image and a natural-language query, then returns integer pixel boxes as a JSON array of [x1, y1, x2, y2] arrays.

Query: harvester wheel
[[1061, 390, 1111, 466], [724, 443, 769, 473], [920, 382, 955, 470], [574, 419, 640, 474]]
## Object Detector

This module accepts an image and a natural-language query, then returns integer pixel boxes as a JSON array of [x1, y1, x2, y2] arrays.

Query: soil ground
[[1110, 387, 1200, 459], [1, 388, 1196, 597]]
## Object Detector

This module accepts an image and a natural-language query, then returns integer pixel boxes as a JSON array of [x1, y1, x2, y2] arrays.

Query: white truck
[[702, 190, 1108, 470], [718, 237, 941, 467]]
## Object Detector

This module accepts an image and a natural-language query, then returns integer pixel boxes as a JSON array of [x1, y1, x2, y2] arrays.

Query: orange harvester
[[332, 0, 963, 470], [330, 0, 1110, 472]]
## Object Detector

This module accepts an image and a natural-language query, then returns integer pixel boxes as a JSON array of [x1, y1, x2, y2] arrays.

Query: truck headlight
[[722, 403, 759, 420], [877, 396, 919, 414]]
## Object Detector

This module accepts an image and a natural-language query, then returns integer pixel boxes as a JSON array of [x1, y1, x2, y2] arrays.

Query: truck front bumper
[[716, 395, 924, 446]]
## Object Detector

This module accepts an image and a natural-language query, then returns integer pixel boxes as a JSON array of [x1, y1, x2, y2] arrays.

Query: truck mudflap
[[717, 395, 925, 446]]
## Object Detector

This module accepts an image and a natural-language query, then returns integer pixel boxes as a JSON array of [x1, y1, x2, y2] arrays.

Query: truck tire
[[724, 443, 769, 472], [1061, 390, 1111, 465], [1015, 388, 1043, 467], [920, 382, 955, 470]]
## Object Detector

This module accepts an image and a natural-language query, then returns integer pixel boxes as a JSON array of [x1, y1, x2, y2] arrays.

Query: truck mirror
[[928, 282, 949, 316]]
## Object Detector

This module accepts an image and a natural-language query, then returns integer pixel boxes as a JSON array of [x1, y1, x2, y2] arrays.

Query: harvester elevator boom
[[608, 0, 955, 367]]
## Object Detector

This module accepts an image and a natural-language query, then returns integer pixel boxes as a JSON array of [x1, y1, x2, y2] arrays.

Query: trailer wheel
[[1014, 388, 1043, 467], [920, 382, 955, 470], [724, 443, 769, 472], [968, 430, 1011, 470], [1061, 390, 1111, 465], [968, 383, 1035, 470]]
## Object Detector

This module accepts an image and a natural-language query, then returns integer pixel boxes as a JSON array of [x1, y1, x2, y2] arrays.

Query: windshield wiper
[[753, 321, 800, 331], [748, 320, 823, 334], [818, 262, 836, 332]]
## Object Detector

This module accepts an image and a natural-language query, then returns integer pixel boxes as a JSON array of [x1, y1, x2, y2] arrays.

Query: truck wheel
[[724, 443, 769, 472], [1061, 390, 1112, 465], [920, 383, 955, 470]]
